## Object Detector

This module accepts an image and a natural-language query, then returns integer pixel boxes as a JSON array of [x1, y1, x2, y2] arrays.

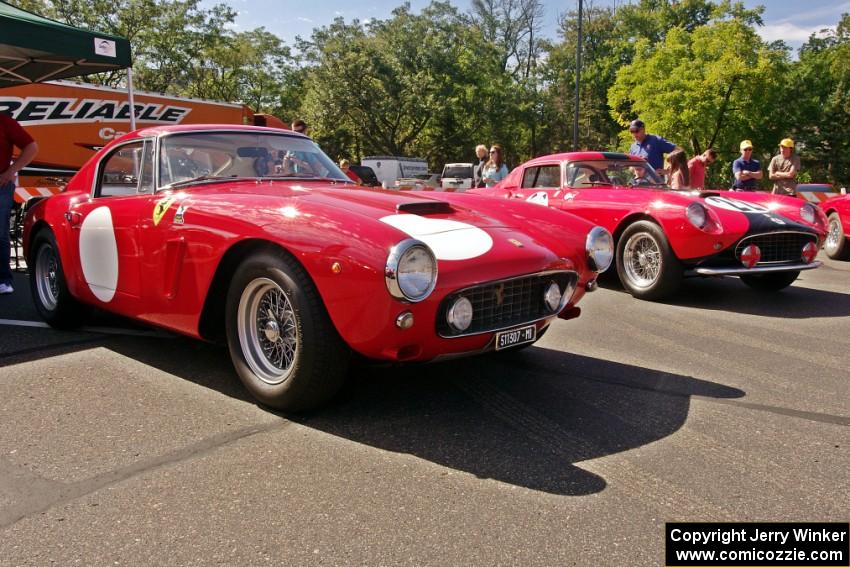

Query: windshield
[[442, 165, 473, 179], [158, 131, 349, 188], [566, 160, 666, 188]]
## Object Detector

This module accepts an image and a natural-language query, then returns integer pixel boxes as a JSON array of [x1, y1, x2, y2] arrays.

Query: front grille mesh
[[437, 272, 576, 337], [735, 232, 816, 264]]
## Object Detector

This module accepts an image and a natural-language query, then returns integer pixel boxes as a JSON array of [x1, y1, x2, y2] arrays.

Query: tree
[[608, 19, 790, 185], [788, 14, 850, 185]]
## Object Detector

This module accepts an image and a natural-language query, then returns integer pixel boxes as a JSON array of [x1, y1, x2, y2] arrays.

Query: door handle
[[64, 211, 82, 228]]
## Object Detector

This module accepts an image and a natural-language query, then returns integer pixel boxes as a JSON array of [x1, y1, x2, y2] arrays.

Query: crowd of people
[[627, 119, 802, 195]]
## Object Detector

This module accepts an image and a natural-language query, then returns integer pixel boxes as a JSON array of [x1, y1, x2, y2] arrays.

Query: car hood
[[219, 181, 530, 230]]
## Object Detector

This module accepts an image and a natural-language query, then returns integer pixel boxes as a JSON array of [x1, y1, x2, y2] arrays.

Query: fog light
[[544, 282, 562, 311], [396, 311, 414, 329], [801, 242, 817, 263], [740, 244, 761, 268], [447, 296, 473, 331]]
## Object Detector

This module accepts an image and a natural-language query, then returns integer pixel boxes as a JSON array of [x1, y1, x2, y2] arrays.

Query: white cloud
[[757, 22, 836, 43], [297, 16, 313, 23]]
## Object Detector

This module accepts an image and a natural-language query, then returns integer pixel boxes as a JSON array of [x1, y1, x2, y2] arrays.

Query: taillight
[[740, 244, 761, 268]]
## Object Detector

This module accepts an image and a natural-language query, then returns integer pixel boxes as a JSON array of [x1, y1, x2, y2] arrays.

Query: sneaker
[[0, 283, 13, 294]]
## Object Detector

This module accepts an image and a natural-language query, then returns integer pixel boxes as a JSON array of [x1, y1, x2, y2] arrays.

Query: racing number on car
[[704, 196, 769, 213]]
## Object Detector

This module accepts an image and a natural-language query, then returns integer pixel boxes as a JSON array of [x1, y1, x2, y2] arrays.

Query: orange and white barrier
[[14, 186, 63, 204]]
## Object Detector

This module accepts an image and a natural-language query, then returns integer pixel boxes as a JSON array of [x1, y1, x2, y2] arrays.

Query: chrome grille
[[437, 271, 576, 337], [735, 232, 817, 264]]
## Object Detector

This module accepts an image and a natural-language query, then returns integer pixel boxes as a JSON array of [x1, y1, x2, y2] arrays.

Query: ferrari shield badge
[[153, 196, 177, 226]]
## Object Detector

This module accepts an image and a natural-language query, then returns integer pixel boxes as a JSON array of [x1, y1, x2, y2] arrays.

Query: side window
[[521, 165, 560, 189], [97, 141, 150, 197], [521, 167, 540, 188], [533, 165, 560, 188], [567, 164, 602, 188]]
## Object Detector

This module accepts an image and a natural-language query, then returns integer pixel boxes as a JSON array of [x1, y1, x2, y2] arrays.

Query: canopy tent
[[0, 0, 136, 127]]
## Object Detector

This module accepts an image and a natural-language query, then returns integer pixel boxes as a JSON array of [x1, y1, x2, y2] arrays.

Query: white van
[[440, 163, 474, 192], [361, 156, 429, 188]]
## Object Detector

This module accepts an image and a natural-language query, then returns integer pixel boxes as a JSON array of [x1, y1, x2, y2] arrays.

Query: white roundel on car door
[[379, 215, 493, 260], [79, 206, 119, 302], [526, 192, 549, 206]]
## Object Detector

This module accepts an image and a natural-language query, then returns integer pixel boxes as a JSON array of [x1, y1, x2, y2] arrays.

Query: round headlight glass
[[386, 240, 437, 302], [447, 296, 473, 331], [544, 282, 562, 312], [800, 203, 816, 224], [585, 226, 614, 273], [686, 202, 707, 229]]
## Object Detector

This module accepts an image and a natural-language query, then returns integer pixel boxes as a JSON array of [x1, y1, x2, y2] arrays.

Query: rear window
[[442, 165, 473, 178]]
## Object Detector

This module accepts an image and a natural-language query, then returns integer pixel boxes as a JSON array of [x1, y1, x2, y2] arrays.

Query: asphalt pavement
[[0, 257, 848, 566]]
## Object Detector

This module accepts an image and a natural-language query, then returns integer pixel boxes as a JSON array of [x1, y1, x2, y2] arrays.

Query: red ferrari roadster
[[23, 126, 611, 410], [471, 152, 827, 300], [820, 193, 850, 260]]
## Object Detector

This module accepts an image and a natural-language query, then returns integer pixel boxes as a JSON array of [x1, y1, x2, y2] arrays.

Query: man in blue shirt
[[732, 140, 762, 191], [628, 119, 681, 174]]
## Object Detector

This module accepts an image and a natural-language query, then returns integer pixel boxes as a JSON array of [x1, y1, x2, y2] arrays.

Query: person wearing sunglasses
[[732, 140, 762, 191], [482, 144, 509, 187]]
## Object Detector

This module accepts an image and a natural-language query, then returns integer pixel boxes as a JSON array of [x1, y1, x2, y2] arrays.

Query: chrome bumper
[[691, 261, 822, 276]]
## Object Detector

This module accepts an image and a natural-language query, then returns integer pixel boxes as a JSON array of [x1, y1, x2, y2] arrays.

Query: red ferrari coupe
[[820, 193, 850, 260], [23, 126, 611, 410], [472, 152, 827, 300]]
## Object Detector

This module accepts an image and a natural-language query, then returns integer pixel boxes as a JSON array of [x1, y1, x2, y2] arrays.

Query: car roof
[[522, 151, 645, 165], [129, 123, 310, 140]]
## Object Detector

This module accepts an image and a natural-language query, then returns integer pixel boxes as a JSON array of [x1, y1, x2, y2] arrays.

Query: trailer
[[1, 80, 287, 201]]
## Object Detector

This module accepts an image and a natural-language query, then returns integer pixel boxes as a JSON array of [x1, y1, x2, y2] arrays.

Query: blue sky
[[199, 0, 849, 51]]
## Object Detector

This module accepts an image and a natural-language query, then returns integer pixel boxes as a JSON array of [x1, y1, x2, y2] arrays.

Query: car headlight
[[686, 202, 707, 229], [385, 239, 437, 302], [800, 203, 817, 224], [585, 226, 613, 273], [446, 296, 473, 331]]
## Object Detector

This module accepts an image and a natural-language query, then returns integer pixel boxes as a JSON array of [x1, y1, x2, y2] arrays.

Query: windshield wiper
[[164, 175, 247, 190]]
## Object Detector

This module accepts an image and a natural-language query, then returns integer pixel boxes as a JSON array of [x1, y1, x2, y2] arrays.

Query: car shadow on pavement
[[596, 271, 850, 318], [2, 325, 744, 498], [295, 346, 744, 496]]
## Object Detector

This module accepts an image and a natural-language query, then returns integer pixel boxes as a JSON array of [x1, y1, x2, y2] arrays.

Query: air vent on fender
[[396, 201, 454, 215]]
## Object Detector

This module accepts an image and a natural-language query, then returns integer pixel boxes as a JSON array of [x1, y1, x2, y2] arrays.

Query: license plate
[[495, 325, 537, 351]]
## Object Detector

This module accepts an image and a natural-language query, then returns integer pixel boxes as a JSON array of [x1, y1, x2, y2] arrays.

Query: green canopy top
[[0, 1, 131, 86]]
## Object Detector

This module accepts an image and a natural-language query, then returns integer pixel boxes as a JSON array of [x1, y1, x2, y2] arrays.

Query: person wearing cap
[[732, 140, 762, 191], [768, 138, 800, 197], [627, 119, 681, 174]]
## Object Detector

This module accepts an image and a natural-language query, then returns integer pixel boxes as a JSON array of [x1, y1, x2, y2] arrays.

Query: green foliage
[[786, 13, 850, 185], [6, 0, 847, 184], [609, 17, 790, 188]]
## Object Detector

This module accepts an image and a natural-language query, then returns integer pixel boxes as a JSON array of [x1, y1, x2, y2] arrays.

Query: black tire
[[615, 221, 683, 300], [28, 229, 90, 328], [224, 249, 349, 412], [739, 271, 799, 292], [824, 212, 849, 260]]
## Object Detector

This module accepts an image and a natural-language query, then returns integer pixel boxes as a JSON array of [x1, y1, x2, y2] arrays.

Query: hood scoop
[[699, 191, 721, 198], [396, 201, 454, 215]]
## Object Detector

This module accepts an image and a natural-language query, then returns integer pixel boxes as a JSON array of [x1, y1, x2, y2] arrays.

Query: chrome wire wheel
[[825, 217, 842, 254], [623, 233, 662, 288], [237, 277, 299, 386], [35, 242, 60, 311]]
